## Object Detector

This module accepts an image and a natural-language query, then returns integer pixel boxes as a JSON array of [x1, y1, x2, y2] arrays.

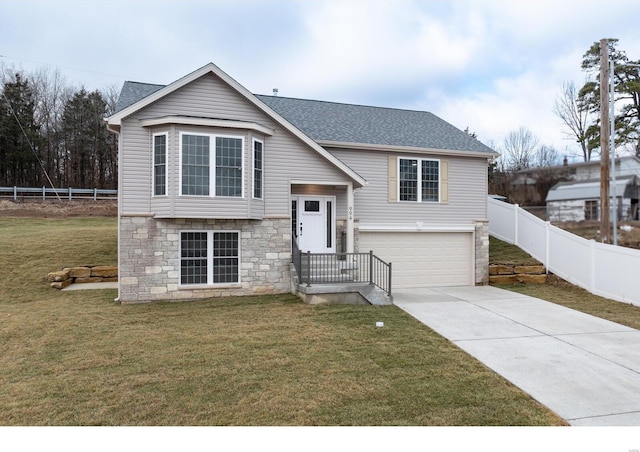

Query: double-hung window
[[399, 158, 440, 202], [153, 133, 167, 196], [253, 139, 263, 199], [180, 231, 240, 285], [585, 200, 598, 221], [181, 133, 244, 197]]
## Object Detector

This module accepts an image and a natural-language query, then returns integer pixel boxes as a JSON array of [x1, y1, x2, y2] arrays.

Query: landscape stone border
[[48, 266, 118, 289], [488, 264, 547, 284]]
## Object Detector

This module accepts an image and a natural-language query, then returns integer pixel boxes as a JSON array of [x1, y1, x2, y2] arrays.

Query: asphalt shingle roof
[[115, 80, 496, 155], [114, 81, 164, 113], [256, 95, 495, 155]]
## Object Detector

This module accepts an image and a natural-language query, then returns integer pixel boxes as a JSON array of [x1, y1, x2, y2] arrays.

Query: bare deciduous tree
[[502, 127, 539, 171], [30, 67, 75, 186], [553, 80, 594, 161]]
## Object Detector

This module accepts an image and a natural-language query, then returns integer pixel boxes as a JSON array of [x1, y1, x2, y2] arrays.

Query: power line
[[1, 89, 62, 202], [0, 53, 129, 82]]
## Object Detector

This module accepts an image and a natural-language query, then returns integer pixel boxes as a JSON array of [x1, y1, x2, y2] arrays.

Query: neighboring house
[[106, 63, 498, 303], [544, 156, 640, 222], [547, 176, 640, 222]]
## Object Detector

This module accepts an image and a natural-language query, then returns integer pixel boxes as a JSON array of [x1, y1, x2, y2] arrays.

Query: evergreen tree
[[0, 73, 41, 186], [61, 89, 113, 188], [579, 40, 640, 156]]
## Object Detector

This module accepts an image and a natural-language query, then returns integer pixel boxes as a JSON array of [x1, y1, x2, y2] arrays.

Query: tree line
[[0, 65, 118, 189]]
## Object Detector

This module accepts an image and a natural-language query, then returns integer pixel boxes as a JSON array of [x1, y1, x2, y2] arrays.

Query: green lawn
[[489, 236, 541, 266], [0, 216, 565, 426], [490, 236, 640, 330]]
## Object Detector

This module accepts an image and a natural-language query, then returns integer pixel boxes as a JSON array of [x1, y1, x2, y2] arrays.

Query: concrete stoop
[[295, 283, 393, 305], [290, 263, 392, 306]]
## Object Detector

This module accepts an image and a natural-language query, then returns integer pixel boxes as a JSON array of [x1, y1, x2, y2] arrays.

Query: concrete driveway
[[393, 285, 640, 426]]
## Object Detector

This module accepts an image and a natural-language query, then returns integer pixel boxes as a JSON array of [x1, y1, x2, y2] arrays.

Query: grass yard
[[0, 216, 565, 426], [489, 236, 541, 266], [490, 236, 640, 330]]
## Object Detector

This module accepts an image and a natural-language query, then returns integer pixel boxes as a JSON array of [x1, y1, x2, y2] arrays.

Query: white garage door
[[359, 231, 473, 288]]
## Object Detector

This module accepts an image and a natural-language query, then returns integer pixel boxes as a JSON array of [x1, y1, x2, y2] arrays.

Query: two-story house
[[106, 63, 498, 303]]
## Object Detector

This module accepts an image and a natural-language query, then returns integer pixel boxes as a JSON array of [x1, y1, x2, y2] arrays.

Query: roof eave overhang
[[318, 140, 499, 159], [139, 115, 275, 136]]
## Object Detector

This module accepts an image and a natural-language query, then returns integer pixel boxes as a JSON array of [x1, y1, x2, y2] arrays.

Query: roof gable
[[107, 63, 367, 187]]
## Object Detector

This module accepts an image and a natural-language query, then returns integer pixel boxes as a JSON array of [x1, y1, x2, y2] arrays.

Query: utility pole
[[600, 38, 611, 244]]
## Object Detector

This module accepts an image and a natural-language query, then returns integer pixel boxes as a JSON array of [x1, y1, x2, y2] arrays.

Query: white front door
[[296, 196, 336, 253]]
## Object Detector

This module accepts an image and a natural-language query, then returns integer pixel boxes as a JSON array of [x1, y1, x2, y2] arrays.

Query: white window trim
[[252, 138, 264, 200], [152, 132, 169, 197], [397, 157, 441, 203], [178, 230, 242, 288], [178, 131, 245, 198]]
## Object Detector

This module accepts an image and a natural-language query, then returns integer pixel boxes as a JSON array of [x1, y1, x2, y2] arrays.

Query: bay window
[[253, 139, 263, 199], [180, 133, 244, 197], [153, 133, 167, 196]]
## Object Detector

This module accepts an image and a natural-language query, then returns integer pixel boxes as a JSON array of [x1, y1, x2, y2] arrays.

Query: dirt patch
[[0, 199, 117, 217]]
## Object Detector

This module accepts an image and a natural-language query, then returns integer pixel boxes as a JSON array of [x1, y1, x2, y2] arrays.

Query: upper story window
[[253, 139, 263, 199], [180, 133, 244, 197], [399, 158, 439, 202], [153, 133, 167, 196]]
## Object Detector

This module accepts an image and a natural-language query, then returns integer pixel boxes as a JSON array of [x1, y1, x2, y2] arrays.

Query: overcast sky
[[2, 0, 640, 161]]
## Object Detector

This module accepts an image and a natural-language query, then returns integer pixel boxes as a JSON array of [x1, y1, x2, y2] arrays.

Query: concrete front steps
[[290, 263, 392, 305], [295, 282, 393, 305]]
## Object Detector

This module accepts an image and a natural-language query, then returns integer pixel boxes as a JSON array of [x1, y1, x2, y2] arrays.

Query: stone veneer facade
[[118, 215, 489, 302], [119, 216, 292, 303], [474, 219, 490, 285]]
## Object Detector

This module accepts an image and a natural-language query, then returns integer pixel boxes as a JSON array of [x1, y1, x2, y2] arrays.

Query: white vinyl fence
[[488, 196, 640, 306]]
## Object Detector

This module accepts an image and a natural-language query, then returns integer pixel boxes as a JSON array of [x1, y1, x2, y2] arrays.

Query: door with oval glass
[[296, 196, 336, 253]]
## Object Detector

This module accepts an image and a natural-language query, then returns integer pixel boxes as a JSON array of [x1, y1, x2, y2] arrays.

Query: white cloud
[[266, 0, 484, 101], [3, 0, 640, 162]]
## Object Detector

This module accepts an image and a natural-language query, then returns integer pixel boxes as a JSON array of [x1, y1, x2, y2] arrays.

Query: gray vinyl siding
[[119, 73, 353, 216], [328, 148, 488, 225], [120, 121, 152, 213]]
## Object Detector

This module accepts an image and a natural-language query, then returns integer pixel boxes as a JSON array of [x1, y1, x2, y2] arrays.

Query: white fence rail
[[488, 196, 640, 306], [0, 186, 117, 201]]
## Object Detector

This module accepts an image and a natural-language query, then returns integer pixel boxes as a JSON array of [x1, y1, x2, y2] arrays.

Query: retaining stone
[[91, 265, 118, 278], [514, 265, 546, 275], [50, 279, 73, 290], [489, 274, 519, 284], [48, 270, 70, 282], [489, 264, 514, 275], [48, 265, 119, 290], [65, 266, 91, 278], [516, 274, 548, 284], [489, 263, 548, 285]]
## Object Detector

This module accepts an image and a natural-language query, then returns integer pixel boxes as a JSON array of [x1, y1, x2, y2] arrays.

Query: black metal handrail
[[296, 249, 391, 297], [292, 236, 302, 281]]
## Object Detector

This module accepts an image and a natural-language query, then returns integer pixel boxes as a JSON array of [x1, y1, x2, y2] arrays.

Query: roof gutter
[[318, 140, 499, 159]]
